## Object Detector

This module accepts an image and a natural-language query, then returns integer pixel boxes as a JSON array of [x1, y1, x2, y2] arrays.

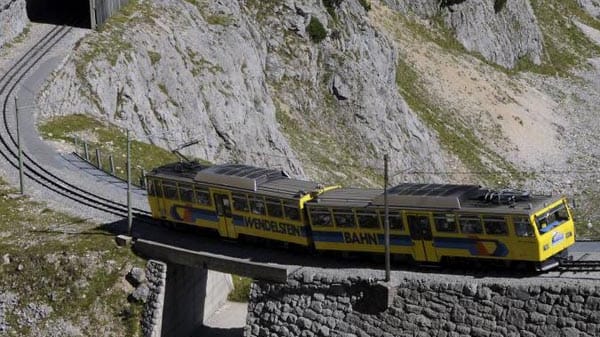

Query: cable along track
[[0, 24, 150, 220]]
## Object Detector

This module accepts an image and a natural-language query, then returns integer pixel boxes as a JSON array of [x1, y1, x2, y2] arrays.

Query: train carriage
[[146, 162, 339, 246], [146, 162, 576, 271], [306, 183, 575, 270]]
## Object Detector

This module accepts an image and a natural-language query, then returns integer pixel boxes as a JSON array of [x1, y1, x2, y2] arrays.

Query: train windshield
[[535, 202, 570, 234]]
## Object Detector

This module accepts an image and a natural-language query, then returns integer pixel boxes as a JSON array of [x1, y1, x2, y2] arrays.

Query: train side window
[[283, 202, 300, 221], [434, 213, 457, 233], [358, 210, 380, 229], [483, 216, 508, 235], [249, 196, 266, 215], [310, 207, 333, 227], [458, 214, 483, 234], [380, 211, 404, 230], [232, 194, 249, 212], [514, 216, 534, 237], [333, 209, 355, 228], [163, 181, 179, 200], [266, 198, 284, 218], [389, 212, 404, 230], [194, 186, 211, 206], [179, 184, 194, 203], [147, 179, 156, 196]]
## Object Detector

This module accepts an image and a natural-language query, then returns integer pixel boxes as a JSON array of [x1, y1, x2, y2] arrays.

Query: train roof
[[148, 162, 326, 199], [309, 183, 561, 215], [149, 163, 562, 214]]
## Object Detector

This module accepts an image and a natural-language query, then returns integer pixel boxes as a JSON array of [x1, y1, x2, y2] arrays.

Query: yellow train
[[146, 162, 575, 271]]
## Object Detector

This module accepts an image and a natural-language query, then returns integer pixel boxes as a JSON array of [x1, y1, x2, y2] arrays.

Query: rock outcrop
[[0, 0, 28, 48], [386, 0, 543, 69], [578, 0, 600, 18]]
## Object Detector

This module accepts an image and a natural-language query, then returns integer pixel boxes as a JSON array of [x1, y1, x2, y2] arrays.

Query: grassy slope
[[38, 114, 182, 185], [0, 180, 145, 336]]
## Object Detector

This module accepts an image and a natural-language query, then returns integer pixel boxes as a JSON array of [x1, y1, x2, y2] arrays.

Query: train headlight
[[543, 244, 549, 251], [566, 231, 572, 238]]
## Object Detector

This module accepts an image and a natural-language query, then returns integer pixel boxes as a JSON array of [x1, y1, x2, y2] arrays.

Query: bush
[[359, 0, 371, 11], [307, 17, 327, 43], [494, 0, 507, 13]]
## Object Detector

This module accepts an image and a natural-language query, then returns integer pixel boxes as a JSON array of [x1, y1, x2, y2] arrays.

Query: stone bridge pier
[[132, 239, 289, 337]]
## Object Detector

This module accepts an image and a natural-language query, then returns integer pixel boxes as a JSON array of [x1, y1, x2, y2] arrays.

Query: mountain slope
[[35, 0, 600, 236]]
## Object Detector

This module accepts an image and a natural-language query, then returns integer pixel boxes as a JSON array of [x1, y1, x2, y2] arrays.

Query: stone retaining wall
[[246, 270, 600, 337]]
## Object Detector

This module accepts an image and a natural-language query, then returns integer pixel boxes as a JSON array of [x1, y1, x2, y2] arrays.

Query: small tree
[[307, 17, 327, 43]]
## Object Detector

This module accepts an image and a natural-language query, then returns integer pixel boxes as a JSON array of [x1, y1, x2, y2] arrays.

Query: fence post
[[109, 155, 115, 175], [96, 149, 102, 169], [74, 137, 79, 155], [140, 169, 146, 188], [84, 142, 89, 161]]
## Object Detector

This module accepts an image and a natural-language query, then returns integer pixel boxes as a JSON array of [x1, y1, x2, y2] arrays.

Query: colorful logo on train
[[433, 237, 509, 257]]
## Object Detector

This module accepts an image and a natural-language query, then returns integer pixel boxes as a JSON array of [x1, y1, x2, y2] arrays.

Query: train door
[[406, 213, 438, 262], [212, 189, 237, 238]]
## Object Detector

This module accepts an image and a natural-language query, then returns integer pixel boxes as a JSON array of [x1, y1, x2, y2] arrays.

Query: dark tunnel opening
[[26, 0, 91, 28]]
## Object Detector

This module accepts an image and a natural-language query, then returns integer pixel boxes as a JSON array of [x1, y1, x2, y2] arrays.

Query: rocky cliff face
[[0, 0, 28, 47], [33, 0, 600, 234], [386, 0, 543, 69], [38, 0, 460, 184]]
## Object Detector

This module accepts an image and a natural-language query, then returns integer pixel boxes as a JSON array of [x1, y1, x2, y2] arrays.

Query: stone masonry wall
[[141, 260, 167, 337], [246, 270, 600, 337]]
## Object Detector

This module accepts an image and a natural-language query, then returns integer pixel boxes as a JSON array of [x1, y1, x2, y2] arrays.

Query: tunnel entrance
[[26, 0, 92, 29]]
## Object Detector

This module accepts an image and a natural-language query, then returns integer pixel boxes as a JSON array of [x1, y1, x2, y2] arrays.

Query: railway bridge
[[131, 222, 600, 337]]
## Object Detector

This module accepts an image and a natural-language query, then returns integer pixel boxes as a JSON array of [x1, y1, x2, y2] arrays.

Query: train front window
[[358, 210, 380, 229], [147, 179, 156, 196], [483, 216, 507, 235], [333, 209, 355, 228], [514, 216, 534, 237], [310, 208, 333, 227], [434, 213, 457, 233], [458, 215, 483, 234], [535, 203, 570, 234]]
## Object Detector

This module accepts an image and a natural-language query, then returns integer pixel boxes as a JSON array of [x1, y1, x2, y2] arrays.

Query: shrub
[[323, 0, 343, 18], [494, 0, 507, 13], [359, 0, 371, 11], [307, 17, 327, 43]]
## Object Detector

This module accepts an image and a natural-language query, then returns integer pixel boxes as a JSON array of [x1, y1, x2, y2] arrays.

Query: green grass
[[2, 24, 31, 50], [148, 51, 161, 65], [228, 275, 252, 302], [513, 0, 600, 75], [0, 179, 146, 335], [37, 114, 188, 186]]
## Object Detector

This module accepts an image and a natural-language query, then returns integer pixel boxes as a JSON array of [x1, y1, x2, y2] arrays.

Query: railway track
[[0, 23, 151, 222]]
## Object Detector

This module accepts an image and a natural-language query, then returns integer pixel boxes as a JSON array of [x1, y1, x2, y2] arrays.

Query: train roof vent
[[472, 188, 531, 205], [194, 164, 289, 191]]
